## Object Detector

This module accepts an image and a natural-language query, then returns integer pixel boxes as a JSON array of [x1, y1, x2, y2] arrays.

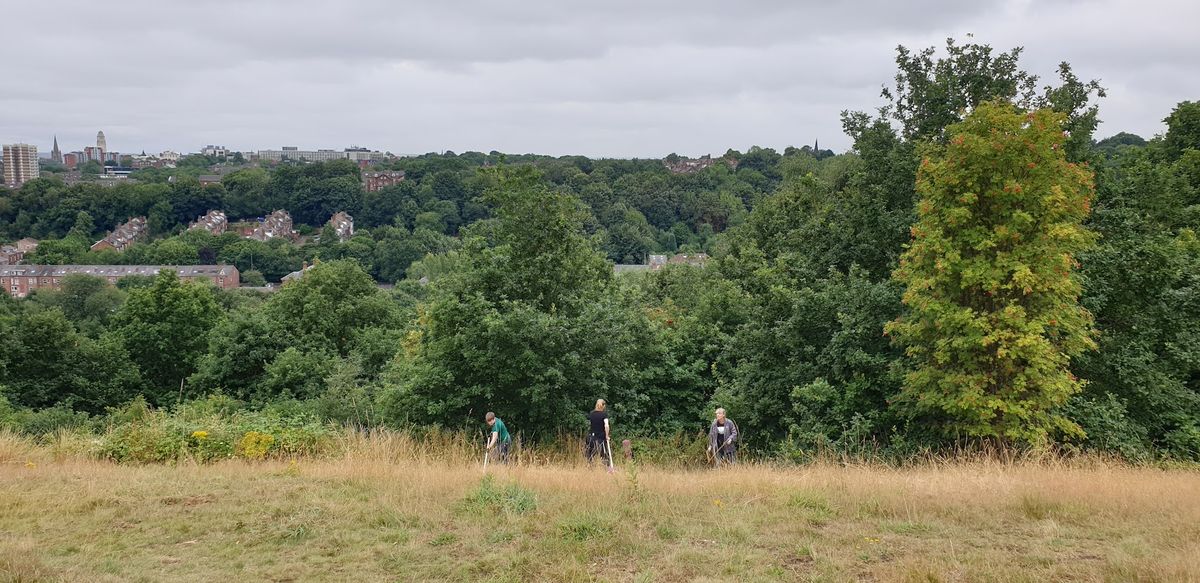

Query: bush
[[98, 398, 335, 463], [626, 431, 709, 467], [0, 396, 93, 436], [101, 412, 187, 463], [174, 394, 246, 421], [241, 270, 267, 287], [1065, 394, 1152, 461], [1164, 425, 1200, 461], [236, 431, 275, 460]]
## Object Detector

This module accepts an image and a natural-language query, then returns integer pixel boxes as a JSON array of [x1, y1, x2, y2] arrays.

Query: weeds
[[461, 475, 537, 516], [558, 513, 615, 541], [429, 533, 457, 546]]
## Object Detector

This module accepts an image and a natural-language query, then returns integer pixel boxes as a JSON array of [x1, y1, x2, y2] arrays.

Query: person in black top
[[586, 399, 610, 466]]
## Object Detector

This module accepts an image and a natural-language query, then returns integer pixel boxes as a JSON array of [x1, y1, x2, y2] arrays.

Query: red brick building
[[189, 210, 228, 235], [668, 253, 709, 267], [363, 170, 406, 192], [0, 246, 23, 265], [91, 217, 148, 252], [247, 210, 297, 242], [327, 212, 354, 242], [2, 265, 240, 298]]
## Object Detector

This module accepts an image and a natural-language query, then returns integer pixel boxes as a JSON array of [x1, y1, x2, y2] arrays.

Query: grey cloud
[[1, 0, 1196, 157]]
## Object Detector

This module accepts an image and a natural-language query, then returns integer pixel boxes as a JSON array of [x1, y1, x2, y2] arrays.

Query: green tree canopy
[[113, 270, 222, 403]]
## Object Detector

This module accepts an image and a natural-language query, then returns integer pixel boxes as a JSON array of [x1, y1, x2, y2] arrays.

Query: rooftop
[[1, 265, 238, 278]]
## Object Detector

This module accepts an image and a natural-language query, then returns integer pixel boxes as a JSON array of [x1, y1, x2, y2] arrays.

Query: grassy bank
[[2, 435, 1198, 582]]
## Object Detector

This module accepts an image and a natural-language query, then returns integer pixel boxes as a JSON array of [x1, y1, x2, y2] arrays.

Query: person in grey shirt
[[707, 408, 739, 467]]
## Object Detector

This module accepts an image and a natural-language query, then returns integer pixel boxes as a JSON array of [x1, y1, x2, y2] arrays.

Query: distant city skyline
[[23, 132, 400, 160], [3, 1, 1198, 158]]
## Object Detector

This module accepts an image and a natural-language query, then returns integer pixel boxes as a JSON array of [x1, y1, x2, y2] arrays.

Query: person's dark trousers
[[585, 434, 609, 465], [716, 446, 736, 465], [496, 440, 511, 463]]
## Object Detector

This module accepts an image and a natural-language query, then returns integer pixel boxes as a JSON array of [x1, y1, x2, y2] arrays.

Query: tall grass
[[2, 443, 1198, 581], [4, 423, 1195, 472]]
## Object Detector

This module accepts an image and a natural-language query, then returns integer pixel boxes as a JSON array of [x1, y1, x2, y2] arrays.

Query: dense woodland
[[2, 39, 1198, 461]]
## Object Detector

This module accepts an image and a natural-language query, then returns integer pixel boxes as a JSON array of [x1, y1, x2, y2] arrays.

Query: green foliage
[[98, 397, 333, 463], [1062, 394, 1151, 460], [241, 269, 267, 287], [25, 238, 87, 264], [1163, 101, 1200, 161], [713, 265, 904, 450], [0, 394, 94, 436], [262, 347, 337, 400], [0, 308, 142, 413], [883, 38, 1040, 143], [190, 260, 401, 404], [1070, 142, 1200, 459], [384, 167, 659, 436], [113, 270, 221, 404], [880, 38, 1102, 154], [312, 357, 379, 427], [887, 102, 1097, 444], [27, 274, 126, 337]]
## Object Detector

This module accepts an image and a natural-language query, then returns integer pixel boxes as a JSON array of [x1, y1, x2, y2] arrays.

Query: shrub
[[101, 411, 186, 463], [187, 429, 236, 462], [174, 394, 246, 421], [1064, 394, 1151, 461], [0, 396, 93, 436], [237, 431, 275, 460], [1164, 424, 1200, 461], [626, 431, 709, 467], [97, 398, 335, 463]]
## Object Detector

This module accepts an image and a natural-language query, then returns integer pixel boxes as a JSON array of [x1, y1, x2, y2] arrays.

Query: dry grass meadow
[[2, 431, 1199, 582]]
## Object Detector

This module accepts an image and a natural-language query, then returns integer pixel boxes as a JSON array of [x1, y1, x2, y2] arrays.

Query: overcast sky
[[2, 0, 1197, 158]]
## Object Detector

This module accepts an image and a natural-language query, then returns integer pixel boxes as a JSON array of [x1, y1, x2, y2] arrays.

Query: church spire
[[51, 135, 62, 164]]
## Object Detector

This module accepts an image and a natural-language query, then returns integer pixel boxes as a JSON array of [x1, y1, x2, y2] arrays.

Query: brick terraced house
[[189, 210, 228, 235], [91, 216, 148, 252], [1, 265, 240, 298]]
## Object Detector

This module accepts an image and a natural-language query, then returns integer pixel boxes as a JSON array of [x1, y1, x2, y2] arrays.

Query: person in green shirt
[[485, 412, 512, 463]]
